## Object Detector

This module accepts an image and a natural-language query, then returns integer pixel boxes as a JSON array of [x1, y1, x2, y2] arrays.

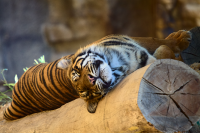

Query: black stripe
[[123, 37, 131, 40], [12, 98, 35, 114], [73, 52, 86, 64], [87, 49, 106, 60], [54, 67, 78, 101], [125, 51, 130, 59], [14, 75, 40, 112], [47, 62, 53, 81], [138, 51, 148, 68], [32, 73, 53, 109], [36, 80, 61, 109], [39, 67, 44, 84], [92, 52, 105, 61], [41, 63, 64, 106], [50, 61, 70, 100], [101, 36, 125, 42], [4, 110, 15, 120], [103, 41, 136, 48], [32, 63, 45, 73], [113, 73, 120, 78], [7, 106, 24, 119], [74, 58, 84, 70], [22, 72, 46, 111], [135, 51, 138, 61], [10, 102, 27, 116], [80, 55, 89, 69]]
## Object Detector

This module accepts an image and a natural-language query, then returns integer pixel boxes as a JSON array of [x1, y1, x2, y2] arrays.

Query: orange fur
[[3, 55, 79, 120]]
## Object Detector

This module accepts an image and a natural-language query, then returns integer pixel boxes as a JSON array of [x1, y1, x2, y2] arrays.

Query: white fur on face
[[80, 53, 112, 89], [99, 62, 112, 83]]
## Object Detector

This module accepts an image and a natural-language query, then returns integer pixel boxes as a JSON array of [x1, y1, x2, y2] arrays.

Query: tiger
[[3, 30, 192, 120], [56, 30, 191, 113]]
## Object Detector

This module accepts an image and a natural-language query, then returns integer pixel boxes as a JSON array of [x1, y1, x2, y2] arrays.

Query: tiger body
[[3, 55, 79, 120], [4, 35, 156, 120]]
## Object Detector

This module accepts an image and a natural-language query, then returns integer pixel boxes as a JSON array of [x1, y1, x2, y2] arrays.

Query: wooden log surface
[[138, 59, 200, 132], [1, 59, 200, 133], [181, 27, 200, 65], [0, 64, 161, 133]]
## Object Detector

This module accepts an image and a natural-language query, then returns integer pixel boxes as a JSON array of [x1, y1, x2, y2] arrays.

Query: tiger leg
[[165, 30, 192, 53], [87, 100, 99, 113], [153, 30, 191, 61], [131, 30, 191, 60]]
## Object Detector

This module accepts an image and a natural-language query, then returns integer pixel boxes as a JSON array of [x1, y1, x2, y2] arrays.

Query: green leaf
[[23, 67, 29, 72], [15, 74, 18, 83], [38, 55, 46, 63], [9, 83, 15, 86], [1, 69, 8, 84], [34, 59, 39, 64]]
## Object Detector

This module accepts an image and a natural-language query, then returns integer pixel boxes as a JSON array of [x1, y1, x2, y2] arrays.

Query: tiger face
[[57, 52, 112, 113], [57, 35, 156, 113]]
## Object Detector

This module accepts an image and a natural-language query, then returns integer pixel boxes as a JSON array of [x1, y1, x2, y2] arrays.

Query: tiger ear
[[57, 59, 71, 69]]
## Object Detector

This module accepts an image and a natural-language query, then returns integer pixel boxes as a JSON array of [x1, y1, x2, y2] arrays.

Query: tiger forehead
[[74, 35, 133, 57], [73, 52, 97, 64]]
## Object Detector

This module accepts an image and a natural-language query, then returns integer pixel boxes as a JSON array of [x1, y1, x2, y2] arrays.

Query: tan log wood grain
[[1, 59, 200, 133]]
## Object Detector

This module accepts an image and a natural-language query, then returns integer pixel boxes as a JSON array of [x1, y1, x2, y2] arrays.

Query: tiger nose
[[88, 74, 97, 85]]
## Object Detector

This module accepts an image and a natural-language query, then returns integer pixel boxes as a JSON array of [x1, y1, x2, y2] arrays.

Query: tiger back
[[3, 55, 79, 120]]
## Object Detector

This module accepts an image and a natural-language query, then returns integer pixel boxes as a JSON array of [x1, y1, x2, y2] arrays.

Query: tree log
[[0, 64, 160, 133], [181, 27, 200, 65], [138, 59, 200, 132], [0, 59, 200, 133]]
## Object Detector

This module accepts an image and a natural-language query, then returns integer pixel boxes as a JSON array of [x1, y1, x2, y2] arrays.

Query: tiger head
[[57, 52, 112, 113]]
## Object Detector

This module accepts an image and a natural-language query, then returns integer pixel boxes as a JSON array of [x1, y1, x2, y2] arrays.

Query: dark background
[[0, 0, 200, 83]]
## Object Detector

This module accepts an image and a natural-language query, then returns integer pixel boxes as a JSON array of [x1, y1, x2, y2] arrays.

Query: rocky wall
[[0, 0, 200, 83]]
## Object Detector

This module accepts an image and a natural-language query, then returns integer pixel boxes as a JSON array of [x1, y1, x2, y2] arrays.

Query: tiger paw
[[165, 30, 192, 53], [87, 101, 98, 113]]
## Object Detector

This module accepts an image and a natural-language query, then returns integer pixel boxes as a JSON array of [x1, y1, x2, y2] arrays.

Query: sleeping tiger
[[3, 30, 191, 120]]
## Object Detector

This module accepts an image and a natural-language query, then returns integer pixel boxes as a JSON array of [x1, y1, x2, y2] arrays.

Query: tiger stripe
[[3, 55, 79, 120]]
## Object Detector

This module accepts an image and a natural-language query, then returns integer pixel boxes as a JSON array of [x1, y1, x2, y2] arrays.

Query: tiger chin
[[57, 35, 156, 113]]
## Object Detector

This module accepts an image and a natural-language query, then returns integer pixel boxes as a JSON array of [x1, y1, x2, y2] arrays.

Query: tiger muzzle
[[88, 74, 97, 85]]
